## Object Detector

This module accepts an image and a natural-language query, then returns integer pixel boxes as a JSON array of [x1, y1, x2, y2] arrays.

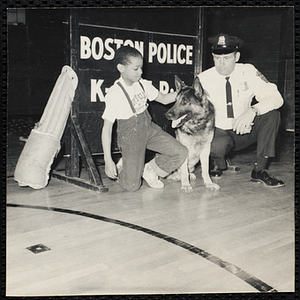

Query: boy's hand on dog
[[105, 159, 118, 180], [232, 108, 256, 135]]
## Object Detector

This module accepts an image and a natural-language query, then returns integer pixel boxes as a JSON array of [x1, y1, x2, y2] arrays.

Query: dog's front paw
[[189, 173, 196, 181], [181, 185, 193, 193], [205, 182, 220, 190]]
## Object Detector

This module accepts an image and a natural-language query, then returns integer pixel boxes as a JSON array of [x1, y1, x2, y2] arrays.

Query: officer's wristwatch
[[251, 106, 259, 116]]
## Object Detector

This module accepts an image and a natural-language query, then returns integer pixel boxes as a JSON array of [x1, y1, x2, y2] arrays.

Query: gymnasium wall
[[8, 9, 69, 116], [8, 7, 294, 130]]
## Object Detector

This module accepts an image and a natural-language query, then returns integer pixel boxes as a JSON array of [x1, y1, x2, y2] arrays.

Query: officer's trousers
[[210, 110, 281, 170]]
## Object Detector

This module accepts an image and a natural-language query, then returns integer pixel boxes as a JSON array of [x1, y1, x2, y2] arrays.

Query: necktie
[[225, 77, 234, 118]]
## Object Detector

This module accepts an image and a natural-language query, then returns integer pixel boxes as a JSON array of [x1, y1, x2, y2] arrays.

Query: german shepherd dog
[[166, 76, 220, 193]]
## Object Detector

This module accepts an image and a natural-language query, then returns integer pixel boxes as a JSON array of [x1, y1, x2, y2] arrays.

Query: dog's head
[[165, 75, 214, 135]]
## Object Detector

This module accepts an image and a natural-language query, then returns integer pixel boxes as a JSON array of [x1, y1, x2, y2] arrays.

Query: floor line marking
[[7, 203, 277, 293]]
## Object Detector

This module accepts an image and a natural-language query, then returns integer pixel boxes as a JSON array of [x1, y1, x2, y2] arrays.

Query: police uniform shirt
[[102, 77, 159, 123], [198, 63, 284, 130]]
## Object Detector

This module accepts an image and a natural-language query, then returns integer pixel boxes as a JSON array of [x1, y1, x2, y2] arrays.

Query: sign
[[70, 9, 199, 154]]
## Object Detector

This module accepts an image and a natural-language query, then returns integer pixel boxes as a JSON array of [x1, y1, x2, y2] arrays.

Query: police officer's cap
[[208, 33, 244, 54]]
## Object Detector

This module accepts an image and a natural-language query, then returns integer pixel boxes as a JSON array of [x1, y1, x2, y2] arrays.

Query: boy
[[101, 46, 188, 192]]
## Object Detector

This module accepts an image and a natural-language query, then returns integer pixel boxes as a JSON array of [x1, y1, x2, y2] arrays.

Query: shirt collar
[[213, 65, 237, 79], [118, 76, 137, 89]]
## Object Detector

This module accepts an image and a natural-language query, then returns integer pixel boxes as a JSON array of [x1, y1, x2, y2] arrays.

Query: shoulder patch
[[256, 70, 269, 83]]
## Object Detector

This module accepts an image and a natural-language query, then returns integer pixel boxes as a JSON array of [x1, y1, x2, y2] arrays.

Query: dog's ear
[[192, 77, 204, 97], [174, 75, 184, 92]]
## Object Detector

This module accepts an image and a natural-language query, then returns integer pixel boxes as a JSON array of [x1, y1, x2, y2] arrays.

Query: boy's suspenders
[[117, 81, 145, 114], [138, 81, 145, 92]]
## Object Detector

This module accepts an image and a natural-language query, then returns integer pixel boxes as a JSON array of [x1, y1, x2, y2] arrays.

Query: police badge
[[239, 81, 249, 91]]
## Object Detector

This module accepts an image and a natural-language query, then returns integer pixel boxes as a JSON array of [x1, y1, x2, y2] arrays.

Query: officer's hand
[[105, 159, 118, 179], [232, 108, 256, 135]]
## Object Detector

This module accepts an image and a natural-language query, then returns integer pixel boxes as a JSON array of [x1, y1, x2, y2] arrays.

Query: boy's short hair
[[114, 46, 143, 66]]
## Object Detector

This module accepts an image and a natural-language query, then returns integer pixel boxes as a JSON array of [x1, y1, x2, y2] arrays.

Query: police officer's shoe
[[251, 169, 285, 188], [210, 167, 223, 177]]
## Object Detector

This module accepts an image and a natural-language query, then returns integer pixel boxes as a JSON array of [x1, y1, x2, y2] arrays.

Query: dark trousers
[[210, 110, 281, 170]]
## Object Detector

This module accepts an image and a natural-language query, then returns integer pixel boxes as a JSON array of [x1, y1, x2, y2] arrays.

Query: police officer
[[198, 33, 285, 188]]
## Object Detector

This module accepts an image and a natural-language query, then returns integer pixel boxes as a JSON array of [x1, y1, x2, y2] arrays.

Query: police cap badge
[[208, 33, 244, 54]]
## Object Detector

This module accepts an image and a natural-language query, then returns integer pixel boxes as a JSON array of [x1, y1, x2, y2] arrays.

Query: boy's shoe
[[142, 162, 164, 189], [251, 169, 285, 188], [210, 167, 223, 177]]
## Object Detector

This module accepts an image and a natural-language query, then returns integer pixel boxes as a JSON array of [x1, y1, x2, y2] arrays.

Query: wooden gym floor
[[6, 116, 295, 296]]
